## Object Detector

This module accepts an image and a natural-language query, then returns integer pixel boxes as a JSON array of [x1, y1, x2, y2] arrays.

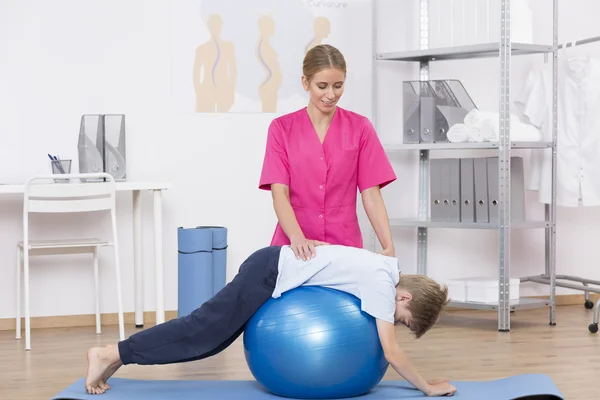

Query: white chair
[[15, 173, 125, 350]]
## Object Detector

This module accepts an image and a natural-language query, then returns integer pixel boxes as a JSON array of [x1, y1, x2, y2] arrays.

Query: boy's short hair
[[397, 274, 449, 338]]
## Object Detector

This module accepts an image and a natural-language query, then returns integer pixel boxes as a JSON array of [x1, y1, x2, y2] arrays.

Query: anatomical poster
[[170, 0, 373, 114]]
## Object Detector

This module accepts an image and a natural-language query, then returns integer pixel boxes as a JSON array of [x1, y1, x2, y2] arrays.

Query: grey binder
[[420, 96, 436, 143], [403, 82, 420, 143], [447, 158, 461, 222], [487, 156, 526, 222], [460, 158, 475, 222], [473, 157, 489, 223], [402, 79, 478, 143], [430, 158, 445, 221], [487, 157, 500, 222], [511, 157, 526, 222]]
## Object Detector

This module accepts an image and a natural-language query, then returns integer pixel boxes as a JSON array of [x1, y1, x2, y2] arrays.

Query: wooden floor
[[1, 305, 599, 399]]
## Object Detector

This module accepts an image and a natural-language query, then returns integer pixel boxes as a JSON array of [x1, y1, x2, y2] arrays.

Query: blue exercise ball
[[243, 286, 389, 399]]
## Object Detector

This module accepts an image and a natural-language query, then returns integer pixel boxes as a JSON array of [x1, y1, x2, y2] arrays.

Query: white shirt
[[515, 56, 600, 207], [273, 245, 400, 324]]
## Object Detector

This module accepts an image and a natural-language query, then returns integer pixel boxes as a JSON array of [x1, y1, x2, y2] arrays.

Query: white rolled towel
[[478, 119, 496, 141], [464, 109, 528, 142], [467, 126, 484, 142], [447, 123, 469, 143], [464, 109, 489, 126]]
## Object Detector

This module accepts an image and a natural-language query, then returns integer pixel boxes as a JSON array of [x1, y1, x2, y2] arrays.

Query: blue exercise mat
[[52, 374, 563, 399]]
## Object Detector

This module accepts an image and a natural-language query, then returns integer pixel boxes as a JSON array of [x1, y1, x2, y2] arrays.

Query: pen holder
[[50, 159, 72, 183]]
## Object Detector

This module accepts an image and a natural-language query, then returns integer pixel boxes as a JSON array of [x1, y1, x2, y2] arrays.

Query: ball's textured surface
[[243, 286, 389, 399]]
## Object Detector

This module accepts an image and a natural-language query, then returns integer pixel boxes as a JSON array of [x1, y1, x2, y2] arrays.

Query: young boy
[[85, 243, 456, 397]]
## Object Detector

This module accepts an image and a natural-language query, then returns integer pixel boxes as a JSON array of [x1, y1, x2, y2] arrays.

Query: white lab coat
[[515, 56, 600, 207]]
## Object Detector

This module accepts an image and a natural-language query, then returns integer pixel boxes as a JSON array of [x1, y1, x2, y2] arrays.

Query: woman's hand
[[379, 246, 395, 257], [290, 236, 330, 261]]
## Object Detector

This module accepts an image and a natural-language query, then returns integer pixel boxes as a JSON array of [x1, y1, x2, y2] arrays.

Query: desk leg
[[153, 189, 166, 324], [133, 190, 144, 328]]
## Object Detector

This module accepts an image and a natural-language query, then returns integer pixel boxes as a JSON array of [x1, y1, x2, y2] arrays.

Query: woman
[[259, 44, 396, 261]]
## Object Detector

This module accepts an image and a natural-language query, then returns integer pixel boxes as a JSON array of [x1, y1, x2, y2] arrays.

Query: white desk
[[0, 181, 170, 327]]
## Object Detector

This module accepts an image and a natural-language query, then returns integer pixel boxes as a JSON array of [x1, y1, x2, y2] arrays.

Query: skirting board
[[0, 311, 179, 332], [0, 294, 597, 331]]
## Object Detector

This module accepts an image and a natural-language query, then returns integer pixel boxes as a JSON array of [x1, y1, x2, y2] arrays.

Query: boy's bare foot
[[85, 345, 121, 394], [98, 359, 123, 391]]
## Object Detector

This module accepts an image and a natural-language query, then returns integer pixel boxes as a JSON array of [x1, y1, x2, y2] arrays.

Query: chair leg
[[24, 248, 31, 350], [15, 246, 21, 340], [111, 213, 125, 341], [93, 247, 101, 334]]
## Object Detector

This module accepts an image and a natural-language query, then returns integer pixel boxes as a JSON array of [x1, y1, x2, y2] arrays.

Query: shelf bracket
[[498, 0, 512, 332], [417, 0, 430, 275]]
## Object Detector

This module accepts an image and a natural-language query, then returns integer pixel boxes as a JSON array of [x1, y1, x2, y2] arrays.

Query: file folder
[[402, 79, 478, 143], [430, 158, 445, 221], [473, 157, 489, 223], [486, 157, 500, 222], [460, 158, 475, 222], [511, 157, 526, 222], [447, 158, 461, 222], [487, 156, 526, 222], [403, 82, 421, 143], [420, 96, 436, 143]]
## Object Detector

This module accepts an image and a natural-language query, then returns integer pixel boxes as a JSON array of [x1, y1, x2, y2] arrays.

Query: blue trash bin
[[206, 226, 228, 295], [177, 226, 228, 317]]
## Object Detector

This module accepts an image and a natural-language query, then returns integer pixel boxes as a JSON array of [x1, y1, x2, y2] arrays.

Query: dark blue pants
[[118, 246, 281, 365]]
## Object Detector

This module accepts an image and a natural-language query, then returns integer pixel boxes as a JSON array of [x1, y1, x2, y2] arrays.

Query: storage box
[[445, 279, 468, 302], [465, 277, 520, 303]]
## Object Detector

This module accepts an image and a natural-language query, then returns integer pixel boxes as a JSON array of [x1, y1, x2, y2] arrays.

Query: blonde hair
[[397, 275, 449, 339], [303, 44, 347, 82]]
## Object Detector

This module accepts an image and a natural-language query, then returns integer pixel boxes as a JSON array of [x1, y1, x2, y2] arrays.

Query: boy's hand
[[427, 381, 457, 397], [375, 320, 434, 396], [427, 378, 451, 385]]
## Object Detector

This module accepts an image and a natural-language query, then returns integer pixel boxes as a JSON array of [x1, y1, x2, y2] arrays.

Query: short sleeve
[[360, 274, 397, 324], [258, 120, 290, 191], [357, 118, 397, 192], [514, 69, 548, 129]]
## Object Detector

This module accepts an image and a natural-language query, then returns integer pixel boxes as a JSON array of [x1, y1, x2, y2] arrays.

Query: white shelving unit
[[370, 0, 559, 331]]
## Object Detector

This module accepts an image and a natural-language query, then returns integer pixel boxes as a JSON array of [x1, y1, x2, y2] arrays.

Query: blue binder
[[177, 226, 228, 317]]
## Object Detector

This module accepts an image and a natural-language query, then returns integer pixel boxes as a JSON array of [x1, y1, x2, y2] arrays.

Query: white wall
[[0, 0, 282, 318], [0, 0, 599, 320]]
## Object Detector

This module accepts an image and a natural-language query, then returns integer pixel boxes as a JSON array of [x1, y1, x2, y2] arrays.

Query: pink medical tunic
[[259, 107, 397, 248]]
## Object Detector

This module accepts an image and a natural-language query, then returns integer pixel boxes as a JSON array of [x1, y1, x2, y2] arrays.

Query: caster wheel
[[585, 300, 594, 309], [589, 323, 598, 334]]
